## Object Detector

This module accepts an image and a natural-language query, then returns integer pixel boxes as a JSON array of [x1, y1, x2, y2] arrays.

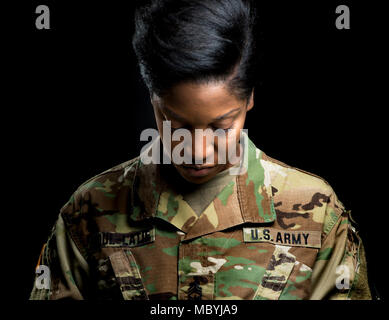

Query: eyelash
[[212, 125, 232, 132], [162, 111, 233, 132], [170, 126, 232, 132]]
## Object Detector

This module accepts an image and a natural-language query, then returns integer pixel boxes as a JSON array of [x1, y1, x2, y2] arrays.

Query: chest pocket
[[108, 249, 149, 300], [253, 246, 296, 300]]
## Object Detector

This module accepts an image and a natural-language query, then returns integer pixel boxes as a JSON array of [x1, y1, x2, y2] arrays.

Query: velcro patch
[[98, 228, 155, 248], [243, 227, 321, 248]]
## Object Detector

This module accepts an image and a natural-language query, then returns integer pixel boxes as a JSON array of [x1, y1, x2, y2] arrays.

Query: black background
[[8, 0, 386, 301]]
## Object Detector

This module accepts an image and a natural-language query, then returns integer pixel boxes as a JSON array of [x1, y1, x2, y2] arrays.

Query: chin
[[182, 175, 214, 184]]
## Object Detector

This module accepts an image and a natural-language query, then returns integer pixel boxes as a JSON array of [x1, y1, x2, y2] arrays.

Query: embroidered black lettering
[[103, 233, 108, 245], [127, 232, 136, 245], [124, 235, 131, 246], [118, 233, 125, 244], [292, 233, 301, 245], [276, 232, 283, 244], [284, 233, 291, 244], [117, 233, 124, 245], [143, 231, 150, 242], [263, 229, 270, 240], [129, 234, 136, 245], [302, 233, 309, 244], [243, 228, 321, 248], [107, 233, 113, 245], [97, 229, 155, 248]]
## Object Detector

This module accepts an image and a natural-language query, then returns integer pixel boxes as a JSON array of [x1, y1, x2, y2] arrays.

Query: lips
[[181, 165, 216, 170], [180, 164, 217, 177]]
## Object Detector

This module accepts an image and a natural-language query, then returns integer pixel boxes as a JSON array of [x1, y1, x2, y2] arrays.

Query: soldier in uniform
[[30, 0, 373, 300]]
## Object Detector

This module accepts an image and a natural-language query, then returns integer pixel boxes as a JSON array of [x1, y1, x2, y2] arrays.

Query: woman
[[30, 0, 372, 300]]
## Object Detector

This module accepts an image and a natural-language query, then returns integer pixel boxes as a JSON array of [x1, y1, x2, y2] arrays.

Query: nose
[[184, 129, 215, 165]]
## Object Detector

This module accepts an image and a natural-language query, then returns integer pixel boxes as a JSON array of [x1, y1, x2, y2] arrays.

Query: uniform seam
[[130, 158, 140, 210], [321, 192, 343, 243], [60, 211, 89, 262], [213, 230, 237, 298], [74, 157, 140, 194], [236, 175, 248, 222], [321, 213, 341, 244], [261, 154, 330, 186]]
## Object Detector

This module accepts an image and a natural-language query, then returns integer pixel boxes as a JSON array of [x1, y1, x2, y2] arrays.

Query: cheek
[[153, 110, 164, 132], [234, 113, 247, 130], [213, 131, 241, 163], [170, 140, 182, 151]]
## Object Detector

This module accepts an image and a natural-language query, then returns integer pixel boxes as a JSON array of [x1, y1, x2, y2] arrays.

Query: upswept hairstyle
[[132, 0, 259, 103]]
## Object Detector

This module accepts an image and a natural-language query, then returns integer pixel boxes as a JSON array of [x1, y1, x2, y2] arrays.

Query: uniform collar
[[130, 134, 276, 240]]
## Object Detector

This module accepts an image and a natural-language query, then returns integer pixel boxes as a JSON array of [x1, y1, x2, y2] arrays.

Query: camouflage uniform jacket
[[30, 137, 372, 300]]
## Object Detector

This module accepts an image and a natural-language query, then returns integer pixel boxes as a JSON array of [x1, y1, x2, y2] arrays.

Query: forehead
[[152, 82, 244, 122]]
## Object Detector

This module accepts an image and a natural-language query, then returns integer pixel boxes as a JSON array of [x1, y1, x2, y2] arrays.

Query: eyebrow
[[160, 105, 186, 121], [160, 105, 241, 122], [212, 107, 241, 121]]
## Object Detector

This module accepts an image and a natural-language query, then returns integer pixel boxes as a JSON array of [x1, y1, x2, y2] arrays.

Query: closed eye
[[211, 125, 232, 132]]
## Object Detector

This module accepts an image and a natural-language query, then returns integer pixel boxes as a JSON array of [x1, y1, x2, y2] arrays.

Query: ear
[[246, 89, 254, 111]]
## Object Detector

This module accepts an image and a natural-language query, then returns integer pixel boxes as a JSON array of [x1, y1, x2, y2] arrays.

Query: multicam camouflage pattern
[[253, 245, 296, 300], [109, 250, 148, 300], [30, 136, 372, 300]]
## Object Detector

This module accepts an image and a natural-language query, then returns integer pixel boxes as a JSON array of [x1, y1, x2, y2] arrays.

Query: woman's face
[[151, 82, 253, 184]]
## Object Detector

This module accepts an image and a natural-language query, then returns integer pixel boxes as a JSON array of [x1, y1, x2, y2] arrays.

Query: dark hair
[[132, 0, 259, 102]]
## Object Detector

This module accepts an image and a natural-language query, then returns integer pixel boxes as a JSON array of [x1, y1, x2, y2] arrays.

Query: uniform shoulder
[[261, 152, 334, 196], [261, 153, 346, 231], [57, 156, 141, 259], [60, 156, 140, 215], [77, 156, 140, 194]]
